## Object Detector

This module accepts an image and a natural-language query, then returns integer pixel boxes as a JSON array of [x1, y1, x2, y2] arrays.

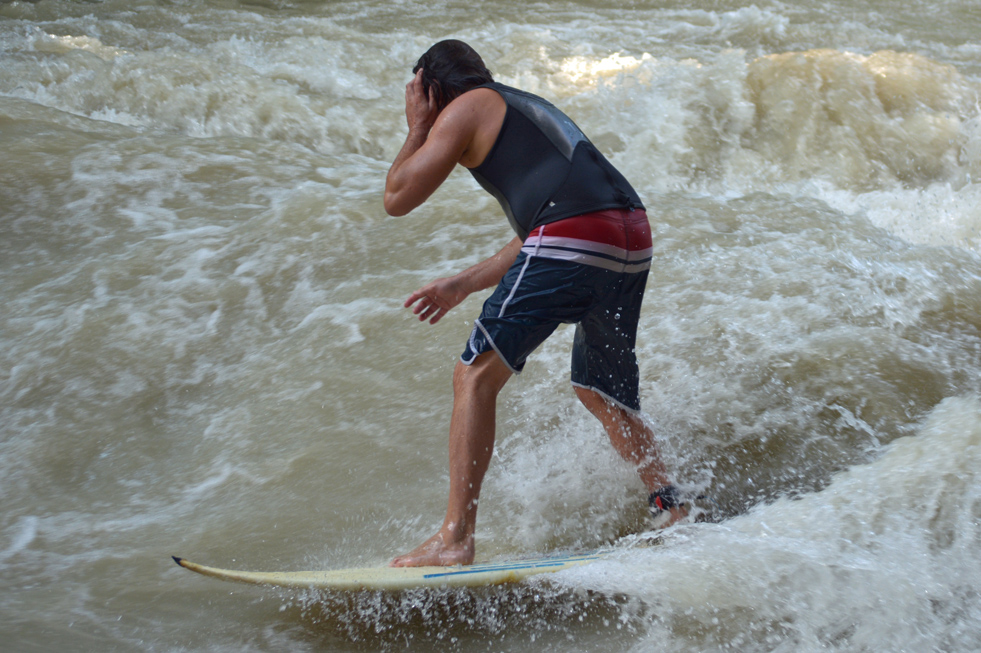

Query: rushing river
[[2, 0, 981, 650]]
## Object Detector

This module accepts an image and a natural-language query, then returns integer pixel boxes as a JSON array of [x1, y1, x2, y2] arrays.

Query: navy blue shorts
[[462, 209, 652, 412]]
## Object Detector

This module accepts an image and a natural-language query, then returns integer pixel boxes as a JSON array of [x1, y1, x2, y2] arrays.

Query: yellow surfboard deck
[[172, 551, 609, 591]]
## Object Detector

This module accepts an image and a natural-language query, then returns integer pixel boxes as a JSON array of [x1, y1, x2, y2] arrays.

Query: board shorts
[[462, 208, 652, 412]]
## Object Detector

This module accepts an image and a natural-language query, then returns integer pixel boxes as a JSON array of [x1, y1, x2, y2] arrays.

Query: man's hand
[[405, 275, 469, 325], [384, 76, 499, 217], [405, 69, 438, 134], [404, 236, 523, 325]]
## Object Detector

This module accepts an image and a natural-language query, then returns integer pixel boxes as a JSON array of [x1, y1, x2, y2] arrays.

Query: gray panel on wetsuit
[[500, 86, 587, 161]]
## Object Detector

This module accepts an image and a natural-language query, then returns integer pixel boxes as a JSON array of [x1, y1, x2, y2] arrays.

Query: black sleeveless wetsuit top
[[468, 83, 644, 240]]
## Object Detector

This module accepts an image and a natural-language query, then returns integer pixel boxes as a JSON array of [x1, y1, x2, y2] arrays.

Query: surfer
[[385, 40, 687, 567]]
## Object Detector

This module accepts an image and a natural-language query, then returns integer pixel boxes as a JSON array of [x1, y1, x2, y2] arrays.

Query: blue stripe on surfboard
[[420, 553, 605, 579]]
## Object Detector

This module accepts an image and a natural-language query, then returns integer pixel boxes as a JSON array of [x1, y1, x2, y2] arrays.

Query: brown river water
[[2, 0, 981, 650]]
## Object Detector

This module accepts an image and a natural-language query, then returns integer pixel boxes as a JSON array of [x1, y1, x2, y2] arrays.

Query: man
[[384, 40, 686, 568]]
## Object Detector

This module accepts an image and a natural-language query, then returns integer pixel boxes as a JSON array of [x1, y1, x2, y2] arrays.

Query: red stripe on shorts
[[527, 208, 652, 251]]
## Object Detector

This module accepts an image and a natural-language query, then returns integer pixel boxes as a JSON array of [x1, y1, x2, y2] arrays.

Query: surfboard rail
[[172, 551, 608, 591]]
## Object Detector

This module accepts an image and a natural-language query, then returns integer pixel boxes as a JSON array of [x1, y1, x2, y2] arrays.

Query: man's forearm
[[384, 128, 429, 214], [454, 236, 523, 294]]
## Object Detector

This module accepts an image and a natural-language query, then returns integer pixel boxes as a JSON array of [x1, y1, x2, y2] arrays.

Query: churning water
[[2, 0, 980, 650]]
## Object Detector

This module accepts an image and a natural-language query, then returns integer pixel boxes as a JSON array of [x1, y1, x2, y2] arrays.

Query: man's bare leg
[[574, 386, 687, 527], [391, 352, 512, 567]]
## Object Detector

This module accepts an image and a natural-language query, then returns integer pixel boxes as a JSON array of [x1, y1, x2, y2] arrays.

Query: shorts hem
[[571, 381, 641, 415], [461, 319, 522, 375]]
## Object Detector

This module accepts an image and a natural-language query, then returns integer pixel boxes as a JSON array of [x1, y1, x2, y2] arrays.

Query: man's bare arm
[[384, 71, 476, 216], [405, 236, 523, 324]]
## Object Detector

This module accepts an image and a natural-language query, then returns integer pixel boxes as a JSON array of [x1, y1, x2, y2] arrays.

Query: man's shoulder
[[454, 85, 504, 106], [440, 86, 506, 125], [440, 87, 507, 169]]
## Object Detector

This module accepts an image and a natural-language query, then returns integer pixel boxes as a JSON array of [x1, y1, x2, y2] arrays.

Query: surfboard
[[172, 550, 609, 591]]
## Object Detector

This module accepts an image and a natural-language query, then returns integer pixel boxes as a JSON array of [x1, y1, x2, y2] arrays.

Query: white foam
[[31, 31, 128, 60], [821, 182, 981, 250], [556, 395, 981, 651], [0, 516, 39, 564]]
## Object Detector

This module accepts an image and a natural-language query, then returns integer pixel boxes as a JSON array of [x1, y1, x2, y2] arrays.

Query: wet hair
[[412, 40, 494, 111]]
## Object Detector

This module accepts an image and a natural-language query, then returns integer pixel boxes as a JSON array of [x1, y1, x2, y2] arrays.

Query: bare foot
[[651, 505, 689, 530], [390, 531, 475, 567]]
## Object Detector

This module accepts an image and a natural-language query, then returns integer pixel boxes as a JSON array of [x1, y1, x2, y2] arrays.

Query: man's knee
[[453, 352, 512, 398], [574, 385, 611, 416]]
